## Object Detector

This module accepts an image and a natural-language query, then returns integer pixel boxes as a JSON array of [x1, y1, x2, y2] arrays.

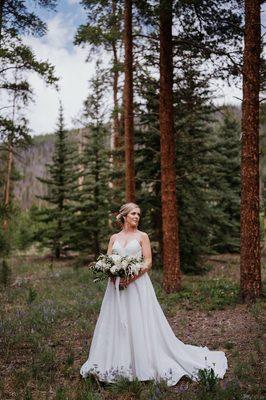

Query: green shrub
[[0, 259, 11, 286], [197, 367, 219, 392]]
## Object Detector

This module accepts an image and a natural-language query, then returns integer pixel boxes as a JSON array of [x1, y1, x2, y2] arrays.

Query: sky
[[23, 1, 265, 136]]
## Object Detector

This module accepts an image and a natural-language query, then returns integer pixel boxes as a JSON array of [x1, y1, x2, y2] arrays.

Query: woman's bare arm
[[140, 232, 152, 272], [107, 235, 117, 285], [107, 234, 116, 255], [126, 232, 152, 285]]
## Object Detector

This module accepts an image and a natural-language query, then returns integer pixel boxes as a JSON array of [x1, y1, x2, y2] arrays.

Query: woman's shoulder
[[109, 233, 118, 242], [138, 230, 149, 241]]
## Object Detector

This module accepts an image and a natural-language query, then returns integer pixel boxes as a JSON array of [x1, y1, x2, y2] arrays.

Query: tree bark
[[3, 138, 13, 230], [124, 0, 135, 202], [159, 0, 181, 292], [0, 0, 5, 46], [240, 0, 262, 301], [111, 0, 124, 190]]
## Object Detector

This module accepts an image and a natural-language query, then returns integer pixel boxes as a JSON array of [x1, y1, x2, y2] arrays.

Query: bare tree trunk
[[78, 128, 85, 190], [240, 0, 262, 301], [3, 139, 13, 230], [0, 0, 5, 46], [124, 0, 135, 202], [3, 68, 16, 230], [111, 0, 124, 191], [159, 0, 181, 293]]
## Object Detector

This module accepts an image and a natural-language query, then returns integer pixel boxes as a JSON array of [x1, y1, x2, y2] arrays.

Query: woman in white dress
[[80, 202, 228, 386]]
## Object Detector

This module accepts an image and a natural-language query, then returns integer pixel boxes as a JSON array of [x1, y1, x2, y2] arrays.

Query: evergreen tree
[[0, 0, 58, 235], [135, 57, 241, 273], [240, 0, 262, 301], [72, 62, 111, 256], [173, 59, 216, 273], [260, 103, 266, 254], [133, 0, 243, 275], [134, 71, 163, 265], [35, 104, 80, 258], [74, 0, 124, 196], [0, 1, 58, 141], [124, 0, 135, 202], [1, 66, 32, 230], [159, 0, 181, 292], [208, 109, 241, 254], [0, 1, 57, 39]]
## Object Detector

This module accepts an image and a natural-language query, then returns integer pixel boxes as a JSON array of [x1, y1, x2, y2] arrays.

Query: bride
[[80, 202, 228, 386]]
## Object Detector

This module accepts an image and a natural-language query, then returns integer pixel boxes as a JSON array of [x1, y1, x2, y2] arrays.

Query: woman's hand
[[126, 267, 149, 286], [111, 267, 150, 288], [110, 276, 116, 285], [119, 277, 129, 289], [110, 276, 128, 289]]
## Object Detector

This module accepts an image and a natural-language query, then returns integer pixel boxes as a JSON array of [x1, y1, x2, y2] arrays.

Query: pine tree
[[240, 0, 262, 301], [208, 109, 241, 254], [159, 0, 181, 292], [173, 59, 216, 273], [0, 1, 57, 39], [74, 0, 124, 194], [260, 103, 266, 254], [72, 62, 111, 257], [135, 57, 241, 273], [35, 104, 80, 258], [0, 1, 58, 130], [0, 1, 58, 235], [133, 0, 243, 276], [1, 67, 32, 230], [124, 0, 135, 202], [134, 71, 163, 265]]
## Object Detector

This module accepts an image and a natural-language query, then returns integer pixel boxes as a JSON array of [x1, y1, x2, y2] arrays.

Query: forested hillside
[[13, 129, 87, 209]]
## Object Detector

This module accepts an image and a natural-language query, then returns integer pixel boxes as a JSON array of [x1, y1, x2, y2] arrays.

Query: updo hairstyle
[[116, 202, 140, 226]]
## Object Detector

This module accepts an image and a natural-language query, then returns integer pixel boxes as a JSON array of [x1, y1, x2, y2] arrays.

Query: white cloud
[[23, 13, 98, 136], [211, 78, 242, 106]]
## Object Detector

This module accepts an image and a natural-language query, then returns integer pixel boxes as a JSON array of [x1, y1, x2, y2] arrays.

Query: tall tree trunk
[[240, 0, 262, 301], [94, 126, 100, 256], [159, 0, 181, 292], [3, 72, 16, 231], [111, 0, 123, 190], [111, 37, 123, 188], [55, 218, 61, 259], [0, 0, 5, 46], [78, 128, 85, 190], [124, 0, 135, 202], [3, 138, 13, 230]]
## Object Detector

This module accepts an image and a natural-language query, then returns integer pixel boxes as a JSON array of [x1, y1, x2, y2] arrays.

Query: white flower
[[110, 265, 118, 274], [130, 264, 142, 275], [121, 259, 128, 268], [95, 261, 104, 270], [110, 254, 122, 263]]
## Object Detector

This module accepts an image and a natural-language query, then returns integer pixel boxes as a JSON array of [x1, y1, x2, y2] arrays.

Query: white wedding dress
[[80, 239, 228, 386]]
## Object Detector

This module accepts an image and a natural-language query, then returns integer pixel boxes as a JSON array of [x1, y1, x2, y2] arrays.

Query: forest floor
[[0, 252, 265, 400]]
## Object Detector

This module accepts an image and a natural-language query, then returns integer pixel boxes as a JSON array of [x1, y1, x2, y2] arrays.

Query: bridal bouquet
[[90, 253, 144, 286]]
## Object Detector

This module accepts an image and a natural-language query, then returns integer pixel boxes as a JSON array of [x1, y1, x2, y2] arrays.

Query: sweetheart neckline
[[113, 238, 141, 250]]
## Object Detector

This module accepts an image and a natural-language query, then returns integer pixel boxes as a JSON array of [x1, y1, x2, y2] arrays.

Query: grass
[[0, 252, 265, 399]]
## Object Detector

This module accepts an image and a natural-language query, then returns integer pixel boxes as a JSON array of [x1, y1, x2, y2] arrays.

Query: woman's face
[[125, 207, 141, 228]]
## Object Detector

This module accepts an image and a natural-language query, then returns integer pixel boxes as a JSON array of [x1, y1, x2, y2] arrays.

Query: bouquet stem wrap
[[115, 276, 128, 330]]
